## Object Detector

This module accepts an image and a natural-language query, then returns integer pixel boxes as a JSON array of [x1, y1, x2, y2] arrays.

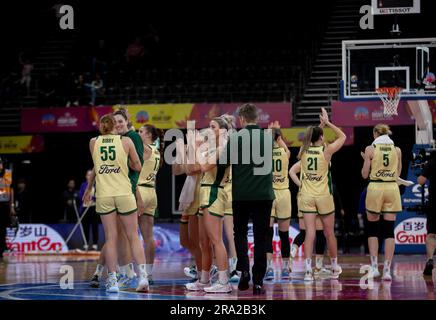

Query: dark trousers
[[0, 202, 10, 257], [81, 206, 99, 247], [233, 200, 273, 286]]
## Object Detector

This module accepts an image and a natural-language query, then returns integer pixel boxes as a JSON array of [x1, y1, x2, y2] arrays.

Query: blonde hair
[[220, 114, 236, 129], [373, 124, 392, 136]]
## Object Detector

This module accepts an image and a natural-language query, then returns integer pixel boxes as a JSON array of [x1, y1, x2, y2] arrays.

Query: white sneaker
[[304, 270, 314, 282], [184, 265, 198, 279], [136, 276, 149, 292], [105, 277, 119, 293], [92, 244, 98, 251], [118, 274, 136, 289], [371, 266, 381, 278], [331, 266, 342, 279], [185, 280, 209, 291], [382, 270, 392, 281], [204, 282, 232, 293], [229, 270, 240, 283]]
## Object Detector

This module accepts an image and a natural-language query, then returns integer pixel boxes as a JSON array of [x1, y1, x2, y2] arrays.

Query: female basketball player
[[220, 114, 239, 282], [289, 108, 345, 281], [137, 124, 164, 284], [88, 113, 148, 293], [361, 124, 402, 281], [265, 121, 293, 281], [185, 117, 232, 293], [89, 108, 143, 288]]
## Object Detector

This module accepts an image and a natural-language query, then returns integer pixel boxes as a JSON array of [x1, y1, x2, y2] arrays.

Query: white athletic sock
[[384, 260, 391, 272], [316, 255, 324, 269], [94, 264, 104, 277], [331, 257, 338, 270], [305, 258, 312, 272], [218, 271, 229, 285], [126, 263, 136, 278], [282, 259, 290, 269], [145, 264, 153, 276], [267, 259, 274, 269], [370, 256, 378, 268], [119, 264, 127, 276], [200, 270, 210, 284], [138, 264, 148, 279]]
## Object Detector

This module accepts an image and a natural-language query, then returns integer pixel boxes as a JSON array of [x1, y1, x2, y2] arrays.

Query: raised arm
[[320, 108, 346, 158], [289, 161, 302, 188], [361, 146, 373, 179]]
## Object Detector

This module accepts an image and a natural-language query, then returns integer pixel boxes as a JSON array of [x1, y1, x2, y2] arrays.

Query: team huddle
[[85, 105, 403, 293]]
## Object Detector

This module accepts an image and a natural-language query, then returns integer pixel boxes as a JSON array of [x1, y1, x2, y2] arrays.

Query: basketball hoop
[[376, 87, 403, 116]]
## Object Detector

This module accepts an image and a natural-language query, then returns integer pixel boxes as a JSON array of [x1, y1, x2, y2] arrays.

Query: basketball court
[[1, 0, 436, 307]]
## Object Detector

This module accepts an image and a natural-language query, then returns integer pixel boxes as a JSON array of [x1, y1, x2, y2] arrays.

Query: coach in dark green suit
[[220, 103, 274, 294]]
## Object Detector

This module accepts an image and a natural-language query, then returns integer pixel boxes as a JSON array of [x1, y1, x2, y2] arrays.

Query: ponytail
[[373, 123, 392, 136], [297, 126, 324, 159]]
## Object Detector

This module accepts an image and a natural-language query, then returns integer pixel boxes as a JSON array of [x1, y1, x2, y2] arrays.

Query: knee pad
[[315, 230, 326, 255], [293, 230, 306, 247], [367, 220, 380, 238], [266, 227, 274, 253], [279, 230, 290, 258], [381, 219, 395, 239]]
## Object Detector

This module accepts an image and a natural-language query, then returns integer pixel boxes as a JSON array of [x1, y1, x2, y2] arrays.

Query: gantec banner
[[0, 135, 44, 154]]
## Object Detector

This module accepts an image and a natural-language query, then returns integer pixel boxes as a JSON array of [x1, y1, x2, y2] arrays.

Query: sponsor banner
[[331, 100, 415, 126], [21, 106, 114, 133], [5, 223, 184, 254], [396, 144, 429, 253], [281, 127, 354, 147], [123, 102, 292, 129], [6, 224, 69, 253], [248, 223, 301, 256], [0, 135, 44, 154], [122, 104, 194, 129], [394, 217, 427, 246]]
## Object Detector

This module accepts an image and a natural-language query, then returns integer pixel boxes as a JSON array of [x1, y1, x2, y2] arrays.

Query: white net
[[376, 87, 402, 116]]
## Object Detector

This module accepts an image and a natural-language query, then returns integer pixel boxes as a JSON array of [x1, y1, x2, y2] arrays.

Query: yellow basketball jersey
[[369, 144, 398, 182], [300, 145, 332, 196], [273, 146, 289, 190], [138, 145, 161, 187], [92, 134, 132, 197], [201, 165, 229, 187], [224, 166, 232, 193]]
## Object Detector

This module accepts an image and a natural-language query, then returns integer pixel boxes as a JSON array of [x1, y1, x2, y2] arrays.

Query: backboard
[[341, 38, 436, 101]]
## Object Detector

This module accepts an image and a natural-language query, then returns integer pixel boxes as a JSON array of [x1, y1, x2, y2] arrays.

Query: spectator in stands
[[86, 74, 105, 105], [19, 53, 34, 96], [61, 179, 79, 223], [79, 170, 99, 251], [14, 179, 32, 223], [38, 73, 57, 107]]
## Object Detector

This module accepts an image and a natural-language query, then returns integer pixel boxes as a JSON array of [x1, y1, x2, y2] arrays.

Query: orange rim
[[376, 87, 403, 98]]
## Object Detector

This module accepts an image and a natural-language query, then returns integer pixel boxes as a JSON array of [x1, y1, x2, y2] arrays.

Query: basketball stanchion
[[64, 201, 89, 250]]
